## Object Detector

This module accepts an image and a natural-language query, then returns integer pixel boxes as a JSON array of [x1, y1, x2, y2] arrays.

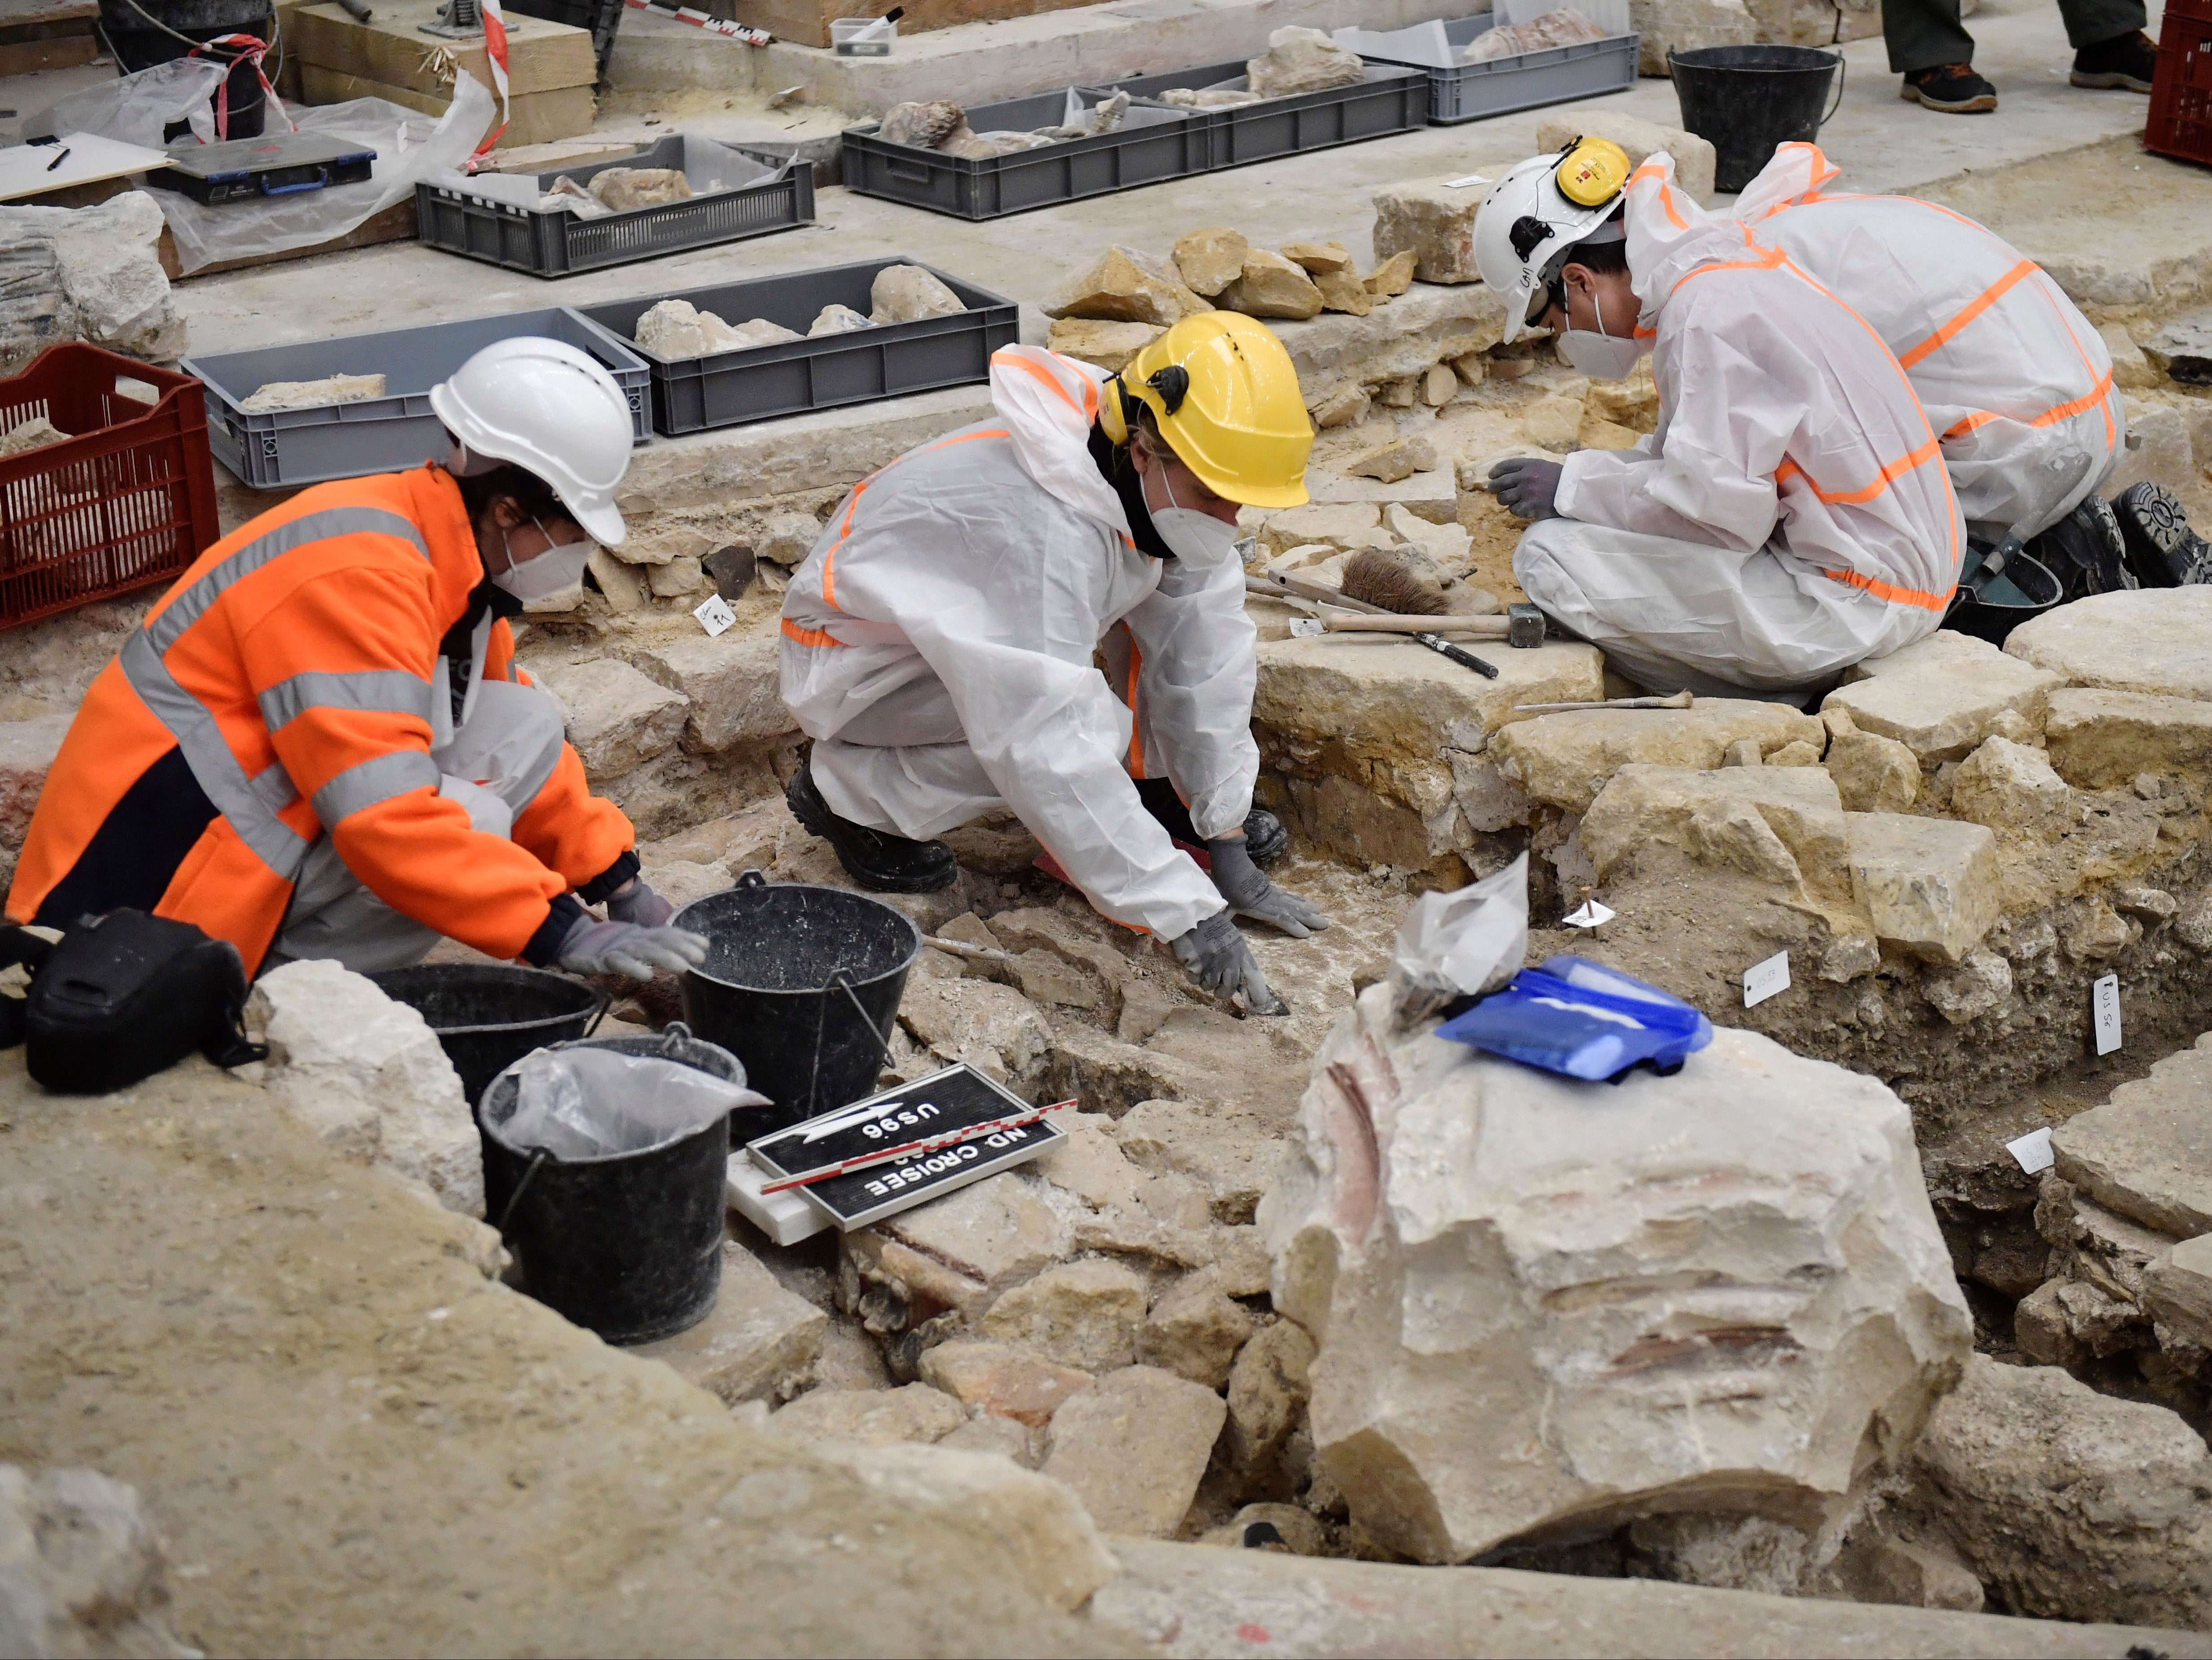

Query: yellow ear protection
[[1555, 135, 1631, 207], [1099, 364, 1191, 446]]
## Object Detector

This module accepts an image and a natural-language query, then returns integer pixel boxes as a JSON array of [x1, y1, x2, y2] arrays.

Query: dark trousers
[[1884, 0, 2144, 72]]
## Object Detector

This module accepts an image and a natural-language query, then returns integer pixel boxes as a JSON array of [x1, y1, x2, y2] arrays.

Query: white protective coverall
[[1516, 152, 1968, 695], [778, 346, 1256, 941], [1735, 143, 2121, 543]]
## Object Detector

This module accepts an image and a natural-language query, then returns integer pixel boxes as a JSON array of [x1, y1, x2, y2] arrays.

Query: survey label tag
[[1288, 617, 1325, 639], [2006, 1126, 2055, 1176], [1743, 950, 1790, 1008], [2093, 974, 2122, 1056], [1563, 898, 1615, 929], [694, 593, 737, 637]]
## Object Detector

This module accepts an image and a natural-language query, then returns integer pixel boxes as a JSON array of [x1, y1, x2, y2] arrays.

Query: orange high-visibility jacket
[[6, 465, 635, 973]]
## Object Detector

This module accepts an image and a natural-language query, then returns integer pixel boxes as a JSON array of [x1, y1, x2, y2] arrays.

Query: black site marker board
[[743, 1062, 1066, 1231]]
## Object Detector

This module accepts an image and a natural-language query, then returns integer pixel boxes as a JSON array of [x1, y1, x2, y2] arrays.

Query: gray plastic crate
[[1354, 15, 1640, 123], [571, 258, 1017, 435], [184, 309, 652, 491], [416, 135, 813, 278], [1093, 61, 1428, 169], [841, 87, 1204, 221]]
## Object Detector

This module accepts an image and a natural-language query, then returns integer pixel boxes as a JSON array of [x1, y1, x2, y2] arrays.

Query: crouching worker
[[6, 339, 706, 984], [1474, 139, 1966, 697], [779, 319, 1328, 1013]]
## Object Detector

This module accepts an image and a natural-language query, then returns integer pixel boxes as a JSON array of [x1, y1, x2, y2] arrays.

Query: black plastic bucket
[[478, 1023, 737, 1345], [1945, 546, 2064, 646], [674, 869, 920, 1134], [1669, 44, 1845, 194], [370, 964, 606, 1110]]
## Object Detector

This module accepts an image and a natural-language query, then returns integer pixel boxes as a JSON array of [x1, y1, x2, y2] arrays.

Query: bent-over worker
[[7, 339, 706, 983], [1473, 138, 1967, 696], [778, 319, 1328, 1013]]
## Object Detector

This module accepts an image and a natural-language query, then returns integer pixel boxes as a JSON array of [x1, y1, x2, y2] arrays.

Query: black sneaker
[[1243, 806, 1288, 866], [2071, 29, 2159, 91], [1903, 63, 1999, 111], [1134, 776, 1291, 867], [2114, 482, 2212, 586], [785, 759, 958, 893], [2031, 493, 2139, 602]]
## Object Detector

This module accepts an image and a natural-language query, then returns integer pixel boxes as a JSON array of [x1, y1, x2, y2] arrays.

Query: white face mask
[[1555, 287, 1647, 381], [1147, 467, 1252, 576], [491, 517, 593, 602]]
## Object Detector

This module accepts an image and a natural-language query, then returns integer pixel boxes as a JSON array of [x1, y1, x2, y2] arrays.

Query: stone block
[[1903, 1353, 2212, 1631], [1044, 317, 1163, 373], [538, 658, 687, 778], [244, 960, 482, 1216], [1491, 699, 1826, 814], [0, 713, 69, 854], [1370, 177, 1487, 285], [629, 633, 791, 754], [1343, 435, 1434, 482], [767, 1381, 964, 1447], [1218, 249, 1325, 322], [1825, 729, 1920, 813], [2046, 688, 2212, 788], [1263, 990, 1972, 1564], [1948, 736, 2070, 836], [1256, 502, 1379, 556], [2145, 310, 2212, 384], [803, 1441, 1120, 1612], [1045, 247, 1210, 327], [1579, 763, 1852, 904], [1314, 267, 1373, 317], [630, 1243, 826, 1404], [1247, 26, 1365, 96], [1269, 281, 1507, 409], [897, 977, 1050, 1087], [1033, 1110, 1149, 1214], [1627, 0, 1759, 76], [1137, 1268, 1256, 1388], [851, 1170, 1073, 1321], [2009, 588, 2212, 702], [1114, 1098, 1281, 1225], [586, 545, 647, 613], [1308, 382, 1370, 427], [0, 1464, 189, 1660], [2143, 1233, 2212, 1351], [2106, 399, 2195, 497], [1364, 252, 1419, 297], [1170, 227, 1248, 297], [1224, 1318, 1315, 1472], [979, 1259, 1148, 1372], [755, 508, 822, 566], [870, 265, 965, 324], [646, 555, 703, 597], [2100, 322, 2159, 390], [1921, 949, 2012, 1026], [1844, 813, 2003, 965], [1041, 1365, 1227, 1538], [2052, 1045, 2212, 1237], [1520, 394, 1584, 452], [919, 1338, 1093, 1427], [1281, 240, 1352, 274], [1827, 630, 2063, 762], [1534, 110, 1717, 207]]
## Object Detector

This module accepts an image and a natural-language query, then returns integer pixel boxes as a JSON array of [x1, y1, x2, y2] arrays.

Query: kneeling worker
[[7, 339, 705, 983], [779, 318, 1327, 1012], [1475, 140, 1966, 695]]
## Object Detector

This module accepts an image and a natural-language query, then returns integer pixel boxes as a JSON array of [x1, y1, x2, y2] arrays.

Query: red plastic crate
[[0, 343, 219, 631], [2147, 0, 2212, 167]]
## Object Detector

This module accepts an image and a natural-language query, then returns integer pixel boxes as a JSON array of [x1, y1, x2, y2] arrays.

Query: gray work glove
[[606, 876, 674, 928], [1170, 908, 1286, 1016], [558, 914, 708, 981], [1488, 456, 1564, 521], [1208, 836, 1330, 939]]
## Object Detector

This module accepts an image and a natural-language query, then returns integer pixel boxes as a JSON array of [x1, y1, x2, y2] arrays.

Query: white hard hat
[[1475, 138, 1634, 344], [430, 336, 634, 548]]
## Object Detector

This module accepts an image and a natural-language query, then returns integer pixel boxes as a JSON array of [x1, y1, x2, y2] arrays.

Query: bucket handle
[[581, 986, 613, 1039], [807, 965, 901, 1108], [494, 1146, 553, 1244], [1820, 54, 1846, 128], [737, 868, 768, 890]]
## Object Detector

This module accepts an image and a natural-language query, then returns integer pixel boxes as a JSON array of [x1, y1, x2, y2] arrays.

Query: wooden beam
[[299, 65, 597, 147], [287, 0, 595, 97]]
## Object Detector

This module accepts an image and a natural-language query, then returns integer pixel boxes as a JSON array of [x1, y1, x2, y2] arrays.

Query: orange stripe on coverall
[[818, 428, 1014, 612]]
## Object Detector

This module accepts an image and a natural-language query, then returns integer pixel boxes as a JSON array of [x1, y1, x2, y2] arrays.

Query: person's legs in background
[[2061, 0, 2157, 90], [1885, 0, 2001, 110]]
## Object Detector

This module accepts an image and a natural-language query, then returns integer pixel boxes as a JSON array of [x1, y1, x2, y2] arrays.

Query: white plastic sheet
[[155, 71, 495, 275], [1391, 851, 1529, 1021], [492, 1047, 766, 1161], [23, 58, 229, 148]]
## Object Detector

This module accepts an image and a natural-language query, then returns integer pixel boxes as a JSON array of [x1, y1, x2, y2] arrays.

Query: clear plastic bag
[[1389, 852, 1528, 1027], [491, 1047, 766, 1161], [23, 58, 230, 148]]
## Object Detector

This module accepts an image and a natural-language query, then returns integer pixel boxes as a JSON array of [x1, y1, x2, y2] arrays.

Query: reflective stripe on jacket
[[6, 465, 634, 972]]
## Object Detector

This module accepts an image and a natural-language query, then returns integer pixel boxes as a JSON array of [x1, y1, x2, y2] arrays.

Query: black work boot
[[785, 760, 958, 893], [2032, 493, 2138, 602], [2114, 482, 2212, 586], [1902, 63, 1999, 111], [2071, 29, 2159, 91]]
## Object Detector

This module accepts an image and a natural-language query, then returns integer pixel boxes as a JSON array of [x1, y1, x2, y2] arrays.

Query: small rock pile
[[877, 90, 1142, 160], [1462, 5, 1610, 59], [1044, 230, 1418, 373], [633, 266, 965, 363]]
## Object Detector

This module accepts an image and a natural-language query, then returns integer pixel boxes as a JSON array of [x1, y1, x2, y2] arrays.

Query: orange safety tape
[[781, 618, 846, 648], [1820, 566, 1953, 612], [820, 427, 1013, 612], [1775, 435, 1943, 506], [1628, 159, 1689, 230], [995, 348, 1099, 423], [1123, 632, 1146, 779], [1898, 260, 2038, 369]]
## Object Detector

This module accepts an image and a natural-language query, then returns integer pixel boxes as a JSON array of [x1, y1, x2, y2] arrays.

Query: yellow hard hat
[[1100, 312, 1312, 509]]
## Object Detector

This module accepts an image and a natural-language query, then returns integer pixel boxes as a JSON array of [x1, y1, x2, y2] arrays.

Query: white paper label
[[1563, 898, 1615, 929], [2006, 1126, 2056, 1176], [694, 593, 737, 637], [1288, 617, 1325, 639], [1444, 173, 1491, 189], [1743, 950, 1790, 1008], [2093, 974, 2122, 1055]]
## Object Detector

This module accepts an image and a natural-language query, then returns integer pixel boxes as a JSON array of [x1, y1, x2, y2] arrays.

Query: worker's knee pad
[[435, 678, 567, 813]]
